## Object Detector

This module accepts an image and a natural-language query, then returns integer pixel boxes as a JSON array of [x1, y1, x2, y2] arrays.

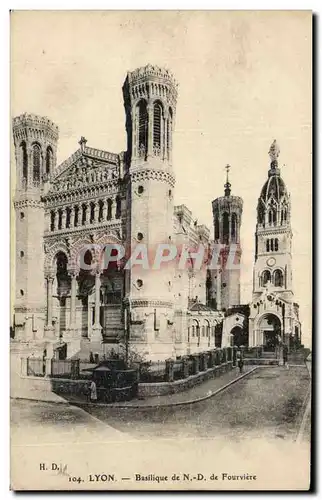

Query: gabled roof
[[52, 145, 119, 181], [189, 302, 213, 312], [46, 145, 122, 196]]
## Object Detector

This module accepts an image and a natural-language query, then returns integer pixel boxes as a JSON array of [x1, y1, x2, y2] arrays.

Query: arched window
[[81, 204, 87, 225], [153, 101, 162, 152], [205, 320, 210, 337], [90, 202, 95, 224], [275, 238, 278, 251], [56, 252, 68, 282], [261, 270, 271, 287], [222, 212, 229, 244], [74, 205, 79, 227], [50, 210, 55, 232], [231, 213, 237, 241], [215, 216, 220, 240], [270, 238, 274, 251], [66, 207, 71, 229], [268, 207, 277, 225], [20, 141, 28, 181], [137, 100, 148, 155], [273, 269, 283, 287], [98, 200, 104, 222], [45, 146, 53, 175], [167, 107, 173, 160], [57, 209, 63, 230], [266, 239, 270, 252], [191, 319, 199, 338], [107, 199, 113, 220], [115, 196, 121, 219], [258, 204, 265, 224], [32, 143, 41, 182]]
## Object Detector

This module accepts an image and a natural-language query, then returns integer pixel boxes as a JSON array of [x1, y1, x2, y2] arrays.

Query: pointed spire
[[224, 164, 231, 196]]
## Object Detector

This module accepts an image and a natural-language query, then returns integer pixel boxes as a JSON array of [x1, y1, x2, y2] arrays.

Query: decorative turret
[[256, 140, 290, 233], [210, 166, 243, 311], [253, 140, 293, 301], [12, 113, 59, 192], [122, 64, 178, 164]]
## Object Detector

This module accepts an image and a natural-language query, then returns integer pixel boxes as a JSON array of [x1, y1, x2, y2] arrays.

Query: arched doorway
[[258, 314, 281, 352], [230, 326, 248, 347]]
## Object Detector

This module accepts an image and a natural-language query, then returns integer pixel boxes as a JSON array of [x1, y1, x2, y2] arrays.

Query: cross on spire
[[224, 164, 231, 196]]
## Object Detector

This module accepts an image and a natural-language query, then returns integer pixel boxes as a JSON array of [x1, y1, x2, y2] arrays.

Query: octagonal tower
[[122, 65, 178, 360], [12, 113, 59, 342]]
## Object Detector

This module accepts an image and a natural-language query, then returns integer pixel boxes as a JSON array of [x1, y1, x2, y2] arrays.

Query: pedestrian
[[283, 343, 289, 369], [89, 378, 97, 402], [237, 349, 244, 374]]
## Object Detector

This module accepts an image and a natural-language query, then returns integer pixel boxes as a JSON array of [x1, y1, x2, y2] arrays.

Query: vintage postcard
[[10, 10, 312, 491]]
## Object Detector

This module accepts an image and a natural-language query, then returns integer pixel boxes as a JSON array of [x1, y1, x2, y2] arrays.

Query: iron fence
[[26, 357, 45, 377], [51, 359, 80, 379]]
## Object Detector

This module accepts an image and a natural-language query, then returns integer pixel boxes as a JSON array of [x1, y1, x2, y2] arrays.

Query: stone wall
[[138, 361, 233, 398]]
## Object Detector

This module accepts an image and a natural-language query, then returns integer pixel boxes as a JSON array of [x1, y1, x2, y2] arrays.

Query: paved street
[[11, 365, 310, 446]]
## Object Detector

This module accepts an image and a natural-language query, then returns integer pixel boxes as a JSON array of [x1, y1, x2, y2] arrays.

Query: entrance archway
[[230, 326, 248, 347], [258, 314, 281, 352]]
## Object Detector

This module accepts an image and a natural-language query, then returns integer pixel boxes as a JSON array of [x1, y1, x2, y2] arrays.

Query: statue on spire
[[268, 139, 280, 163]]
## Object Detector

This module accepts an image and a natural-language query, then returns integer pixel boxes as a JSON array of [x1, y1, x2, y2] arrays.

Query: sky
[[10, 11, 312, 345]]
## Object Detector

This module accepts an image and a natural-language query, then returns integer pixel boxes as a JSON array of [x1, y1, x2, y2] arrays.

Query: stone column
[[82, 203, 88, 226], [93, 203, 99, 224], [102, 200, 108, 220], [69, 271, 77, 328], [92, 270, 102, 340], [70, 207, 75, 228], [51, 210, 57, 232], [61, 208, 67, 230], [44, 275, 55, 337]]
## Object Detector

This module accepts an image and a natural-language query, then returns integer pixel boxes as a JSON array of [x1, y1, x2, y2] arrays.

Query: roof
[[189, 302, 213, 312], [260, 174, 287, 202]]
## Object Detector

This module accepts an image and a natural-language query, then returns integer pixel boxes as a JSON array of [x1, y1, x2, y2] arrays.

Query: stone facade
[[12, 65, 222, 362], [12, 66, 301, 361]]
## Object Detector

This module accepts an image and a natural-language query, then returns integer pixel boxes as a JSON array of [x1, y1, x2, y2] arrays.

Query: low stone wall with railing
[[21, 347, 238, 400]]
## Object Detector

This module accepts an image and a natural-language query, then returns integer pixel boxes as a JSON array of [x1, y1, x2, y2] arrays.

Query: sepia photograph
[[10, 10, 312, 491]]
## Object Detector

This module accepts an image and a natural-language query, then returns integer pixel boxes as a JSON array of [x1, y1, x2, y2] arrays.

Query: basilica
[[12, 64, 302, 362]]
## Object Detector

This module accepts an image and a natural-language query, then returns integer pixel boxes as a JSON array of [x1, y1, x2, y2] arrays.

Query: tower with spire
[[210, 166, 243, 311], [253, 140, 293, 301], [248, 140, 301, 350]]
